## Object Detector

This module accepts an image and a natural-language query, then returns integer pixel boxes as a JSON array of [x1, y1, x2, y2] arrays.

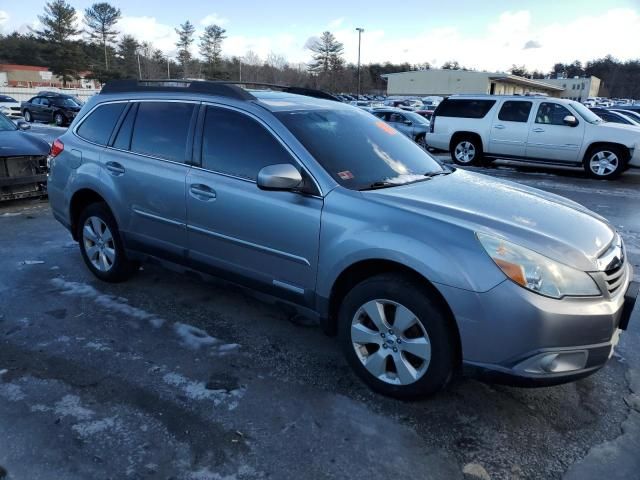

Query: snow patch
[[1, 212, 21, 217], [0, 383, 25, 401], [51, 278, 165, 327], [20, 260, 45, 265], [85, 341, 111, 351], [72, 417, 118, 438], [54, 394, 95, 421], [162, 372, 245, 409]]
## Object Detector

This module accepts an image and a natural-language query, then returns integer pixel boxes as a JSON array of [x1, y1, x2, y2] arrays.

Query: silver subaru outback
[[47, 80, 638, 399]]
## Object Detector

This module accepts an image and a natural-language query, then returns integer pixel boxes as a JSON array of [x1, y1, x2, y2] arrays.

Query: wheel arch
[[583, 141, 631, 163], [323, 258, 462, 366], [69, 188, 110, 240], [449, 131, 484, 154]]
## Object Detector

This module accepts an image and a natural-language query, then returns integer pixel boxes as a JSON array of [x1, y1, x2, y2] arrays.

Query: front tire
[[584, 146, 625, 179], [338, 274, 456, 399], [77, 203, 137, 282], [450, 136, 482, 166], [23, 110, 32, 123], [53, 112, 66, 127]]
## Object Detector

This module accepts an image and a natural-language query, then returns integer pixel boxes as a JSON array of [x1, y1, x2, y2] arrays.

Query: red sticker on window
[[337, 170, 354, 180], [375, 121, 397, 135]]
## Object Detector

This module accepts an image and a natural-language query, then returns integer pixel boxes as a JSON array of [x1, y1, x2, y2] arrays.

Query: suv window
[[29, 97, 40, 105], [112, 103, 137, 150], [388, 113, 406, 123], [498, 101, 532, 123], [130, 102, 196, 162], [40, 98, 50, 106], [436, 99, 496, 118], [77, 103, 126, 145], [535, 102, 573, 125], [202, 106, 293, 180]]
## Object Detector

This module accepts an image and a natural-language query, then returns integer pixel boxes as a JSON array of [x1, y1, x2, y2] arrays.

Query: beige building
[[383, 69, 564, 97], [538, 76, 601, 102], [0, 64, 98, 89]]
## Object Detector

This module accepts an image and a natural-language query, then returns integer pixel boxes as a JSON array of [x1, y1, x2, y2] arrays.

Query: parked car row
[[426, 95, 640, 179]]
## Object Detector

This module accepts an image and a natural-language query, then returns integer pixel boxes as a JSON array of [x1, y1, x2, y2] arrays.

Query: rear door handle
[[493, 124, 506, 129], [532, 128, 545, 133], [189, 184, 217, 201], [105, 161, 125, 175]]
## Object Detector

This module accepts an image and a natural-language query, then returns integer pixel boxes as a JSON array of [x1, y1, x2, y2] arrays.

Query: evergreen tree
[[199, 24, 226, 79], [84, 2, 121, 70], [116, 35, 140, 79], [308, 31, 344, 74], [175, 20, 195, 78]]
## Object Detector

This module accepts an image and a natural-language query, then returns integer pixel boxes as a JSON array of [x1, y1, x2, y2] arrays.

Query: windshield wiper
[[359, 181, 397, 191]]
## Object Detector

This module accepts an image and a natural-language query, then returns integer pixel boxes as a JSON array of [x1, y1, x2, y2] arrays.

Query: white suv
[[427, 95, 640, 179]]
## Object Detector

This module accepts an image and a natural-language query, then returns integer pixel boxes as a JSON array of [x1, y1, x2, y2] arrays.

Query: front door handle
[[493, 124, 506, 129], [105, 161, 125, 176], [189, 184, 217, 201], [532, 128, 545, 133]]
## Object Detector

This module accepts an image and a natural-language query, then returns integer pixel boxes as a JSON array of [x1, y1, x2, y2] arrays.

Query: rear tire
[[338, 273, 456, 399], [450, 136, 482, 166], [23, 110, 32, 123], [77, 203, 137, 283], [53, 112, 65, 127], [584, 145, 626, 179]]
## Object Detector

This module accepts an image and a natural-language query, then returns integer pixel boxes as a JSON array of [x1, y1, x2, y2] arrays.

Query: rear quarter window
[[76, 103, 126, 146], [435, 99, 496, 119]]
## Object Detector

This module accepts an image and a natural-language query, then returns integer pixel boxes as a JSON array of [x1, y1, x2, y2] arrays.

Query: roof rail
[[100, 80, 255, 101], [100, 79, 340, 102]]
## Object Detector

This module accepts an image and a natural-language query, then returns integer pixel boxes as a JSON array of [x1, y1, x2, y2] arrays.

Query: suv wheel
[[451, 137, 482, 165], [584, 146, 625, 179], [77, 203, 137, 282], [23, 110, 32, 123], [416, 134, 427, 149], [53, 112, 65, 127], [338, 274, 455, 399]]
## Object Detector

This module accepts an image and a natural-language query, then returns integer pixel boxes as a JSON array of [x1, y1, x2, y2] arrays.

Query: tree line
[[0, 0, 639, 97]]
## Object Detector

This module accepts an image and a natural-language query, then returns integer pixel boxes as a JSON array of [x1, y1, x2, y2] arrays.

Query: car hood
[[365, 169, 614, 271], [0, 130, 50, 157], [595, 121, 640, 134]]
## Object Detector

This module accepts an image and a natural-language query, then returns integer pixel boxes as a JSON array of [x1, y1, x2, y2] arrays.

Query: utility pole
[[137, 52, 142, 80], [167, 56, 170, 79], [239, 58, 242, 82], [356, 28, 364, 99]]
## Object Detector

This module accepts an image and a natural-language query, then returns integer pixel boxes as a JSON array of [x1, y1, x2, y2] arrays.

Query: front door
[[525, 102, 586, 162], [186, 105, 322, 304], [489, 100, 533, 157], [387, 112, 414, 138]]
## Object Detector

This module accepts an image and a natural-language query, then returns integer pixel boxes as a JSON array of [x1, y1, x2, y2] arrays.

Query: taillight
[[50, 138, 64, 157]]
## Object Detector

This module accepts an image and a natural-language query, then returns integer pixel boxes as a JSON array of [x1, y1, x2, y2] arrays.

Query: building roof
[[0, 64, 50, 72], [488, 74, 565, 92]]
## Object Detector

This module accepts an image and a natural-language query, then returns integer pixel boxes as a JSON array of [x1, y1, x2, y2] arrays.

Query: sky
[[1, 0, 639, 72]]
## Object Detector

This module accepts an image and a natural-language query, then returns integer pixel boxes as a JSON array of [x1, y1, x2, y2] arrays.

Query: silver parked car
[[48, 80, 638, 399]]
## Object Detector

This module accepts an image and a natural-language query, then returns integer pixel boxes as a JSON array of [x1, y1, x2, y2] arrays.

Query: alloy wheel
[[351, 299, 431, 386], [83, 216, 116, 272], [589, 150, 619, 177], [455, 141, 476, 163]]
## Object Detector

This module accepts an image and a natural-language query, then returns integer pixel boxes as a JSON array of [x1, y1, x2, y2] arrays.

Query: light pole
[[167, 56, 170, 79], [356, 27, 364, 98]]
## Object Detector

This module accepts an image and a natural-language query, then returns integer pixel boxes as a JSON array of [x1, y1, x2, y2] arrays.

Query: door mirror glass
[[257, 164, 303, 191], [563, 115, 578, 127], [17, 121, 31, 131]]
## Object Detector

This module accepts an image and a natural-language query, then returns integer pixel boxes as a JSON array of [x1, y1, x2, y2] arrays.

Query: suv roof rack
[[100, 79, 339, 102]]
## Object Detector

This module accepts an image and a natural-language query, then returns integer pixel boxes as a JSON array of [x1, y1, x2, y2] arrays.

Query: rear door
[[29, 98, 43, 120], [186, 104, 322, 305], [489, 100, 533, 157], [104, 100, 196, 259], [39, 97, 53, 122], [525, 101, 585, 162]]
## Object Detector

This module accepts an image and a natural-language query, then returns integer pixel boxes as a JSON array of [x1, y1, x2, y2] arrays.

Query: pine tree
[[199, 24, 226, 79], [116, 35, 140, 79], [175, 20, 195, 78], [33, 0, 85, 86], [308, 31, 344, 74], [84, 2, 121, 70]]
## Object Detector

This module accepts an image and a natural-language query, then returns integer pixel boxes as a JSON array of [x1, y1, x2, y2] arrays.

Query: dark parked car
[[590, 107, 640, 126], [21, 93, 84, 126], [0, 112, 50, 201]]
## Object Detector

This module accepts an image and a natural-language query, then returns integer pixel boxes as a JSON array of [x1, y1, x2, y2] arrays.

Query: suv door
[[29, 97, 42, 120], [104, 101, 197, 260], [186, 105, 322, 305], [526, 102, 585, 162], [39, 97, 53, 121], [489, 100, 533, 157]]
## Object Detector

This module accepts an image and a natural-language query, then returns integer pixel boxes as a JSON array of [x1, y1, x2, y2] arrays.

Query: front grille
[[604, 261, 626, 295]]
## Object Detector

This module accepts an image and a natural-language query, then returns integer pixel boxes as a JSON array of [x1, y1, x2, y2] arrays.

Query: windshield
[[0, 113, 17, 131], [276, 107, 444, 191], [570, 101, 602, 124], [55, 97, 82, 107], [403, 111, 430, 125], [0, 95, 17, 103]]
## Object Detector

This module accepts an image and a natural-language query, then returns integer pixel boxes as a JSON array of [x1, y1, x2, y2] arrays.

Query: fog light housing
[[514, 350, 588, 375]]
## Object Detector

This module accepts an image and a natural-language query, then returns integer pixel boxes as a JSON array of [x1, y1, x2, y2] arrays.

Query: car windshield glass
[[275, 107, 444, 190], [402, 111, 430, 125], [55, 98, 82, 107], [570, 101, 602, 124], [0, 113, 17, 131]]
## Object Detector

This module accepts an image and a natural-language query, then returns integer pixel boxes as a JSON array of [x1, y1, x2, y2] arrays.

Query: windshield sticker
[[375, 121, 397, 135], [337, 170, 354, 180]]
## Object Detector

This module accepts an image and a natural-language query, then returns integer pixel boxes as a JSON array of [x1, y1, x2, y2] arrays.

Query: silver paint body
[[48, 90, 633, 382]]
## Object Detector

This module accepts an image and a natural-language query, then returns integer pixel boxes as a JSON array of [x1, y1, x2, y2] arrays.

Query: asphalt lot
[[1, 130, 640, 479]]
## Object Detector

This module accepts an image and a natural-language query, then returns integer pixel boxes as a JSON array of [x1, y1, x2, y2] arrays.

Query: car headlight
[[477, 232, 600, 299]]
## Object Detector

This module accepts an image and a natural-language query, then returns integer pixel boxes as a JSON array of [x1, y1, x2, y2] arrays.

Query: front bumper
[[438, 269, 637, 386], [630, 146, 640, 168]]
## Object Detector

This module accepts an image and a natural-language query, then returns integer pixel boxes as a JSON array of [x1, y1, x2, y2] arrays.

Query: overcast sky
[[1, 0, 639, 72]]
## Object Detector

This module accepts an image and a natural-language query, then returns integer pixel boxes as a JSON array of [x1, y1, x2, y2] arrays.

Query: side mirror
[[257, 164, 303, 191], [563, 115, 578, 127], [403, 120, 412, 126], [17, 121, 31, 131]]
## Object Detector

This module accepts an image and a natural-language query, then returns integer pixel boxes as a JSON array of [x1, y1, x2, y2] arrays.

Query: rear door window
[[497, 101, 532, 123], [77, 103, 126, 145], [435, 99, 496, 118], [112, 104, 137, 150], [130, 102, 196, 162]]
